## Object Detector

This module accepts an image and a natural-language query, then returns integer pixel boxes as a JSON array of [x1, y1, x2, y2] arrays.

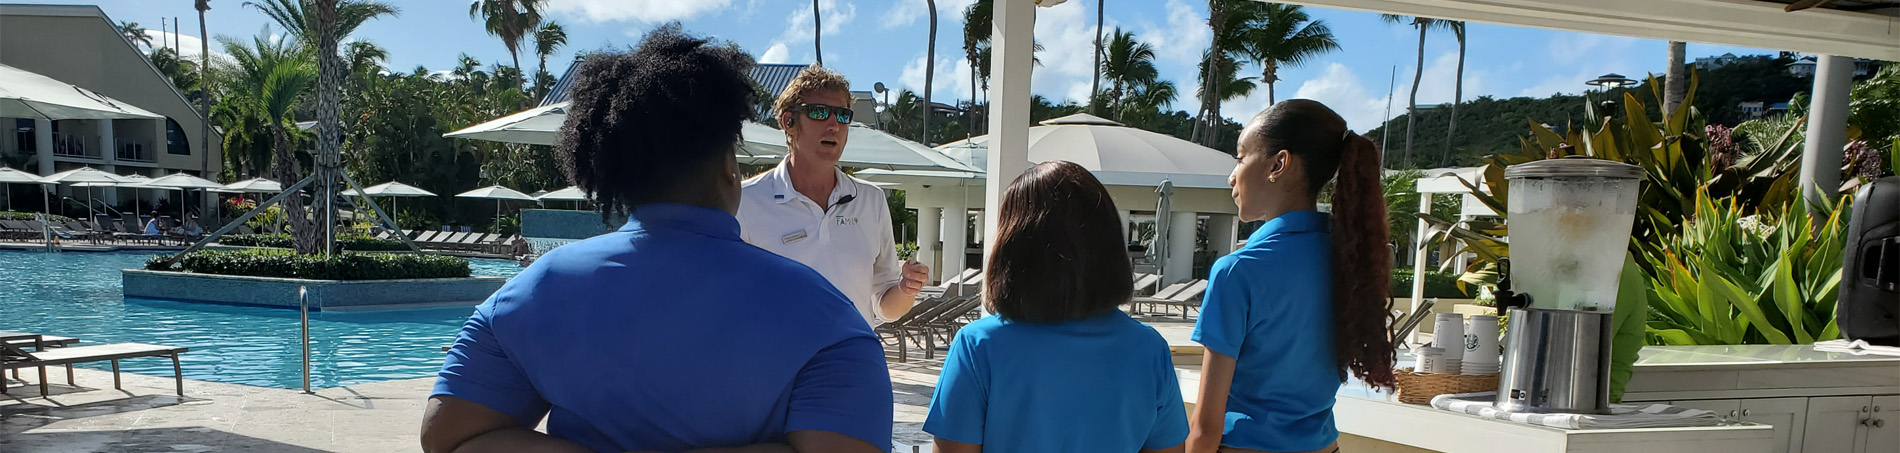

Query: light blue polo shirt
[[1193, 210, 1341, 452], [924, 310, 1189, 451], [432, 203, 894, 452]]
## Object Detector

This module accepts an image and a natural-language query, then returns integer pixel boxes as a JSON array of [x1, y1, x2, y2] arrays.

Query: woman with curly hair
[[422, 25, 891, 453], [1187, 100, 1396, 453]]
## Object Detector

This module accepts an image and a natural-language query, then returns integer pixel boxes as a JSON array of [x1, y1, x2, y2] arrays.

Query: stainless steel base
[[1496, 307, 1614, 414]]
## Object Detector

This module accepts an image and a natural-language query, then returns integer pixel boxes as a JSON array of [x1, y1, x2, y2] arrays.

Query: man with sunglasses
[[739, 65, 931, 327]]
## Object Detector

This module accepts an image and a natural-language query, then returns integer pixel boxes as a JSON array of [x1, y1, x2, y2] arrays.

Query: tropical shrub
[[1389, 269, 1468, 299], [145, 249, 470, 280], [1642, 188, 1847, 345], [0, 212, 74, 222], [219, 233, 408, 251]]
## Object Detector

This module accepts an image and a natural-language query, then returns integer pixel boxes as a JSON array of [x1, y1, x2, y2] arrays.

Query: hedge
[[217, 233, 409, 251], [145, 249, 470, 280], [1, 212, 74, 222], [1390, 269, 1470, 299]]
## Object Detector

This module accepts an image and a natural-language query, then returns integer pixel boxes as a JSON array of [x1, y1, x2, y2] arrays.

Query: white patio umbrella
[[455, 185, 534, 232], [354, 181, 437, 217], [535, 186, 588, 210], [0, 166, 51, 213], [143, 173, 224, 227], [444, 102, 971, 171], [73, 174, 153, 218], [931, 113, 1237, 189], [222, 177, 283, 193], [0, 64, 164, 120], [40, 167, 127, 219]]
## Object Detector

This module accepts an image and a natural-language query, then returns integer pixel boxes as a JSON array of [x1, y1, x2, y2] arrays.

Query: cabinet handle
[[1728, 410, 1737, 419], [1876, 419, 1887, 428]]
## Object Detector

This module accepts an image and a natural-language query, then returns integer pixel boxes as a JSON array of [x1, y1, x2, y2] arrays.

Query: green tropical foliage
[[147, 248, 470, 280], [468, 0, 545, 93], [117, 21, 152, 48], [218, 233, 408, 251], [1239, 3, 1338, 104]]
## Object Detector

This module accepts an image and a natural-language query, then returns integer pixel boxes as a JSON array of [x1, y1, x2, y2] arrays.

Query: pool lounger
[[2, 342, 189, 397]]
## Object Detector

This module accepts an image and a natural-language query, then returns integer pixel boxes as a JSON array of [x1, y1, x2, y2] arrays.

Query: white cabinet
[[1868, 396, 1897, 453], [1803, 395, 1896, 453], [1740, 398, 1809, 453], [1672, 399, 1806, 453]]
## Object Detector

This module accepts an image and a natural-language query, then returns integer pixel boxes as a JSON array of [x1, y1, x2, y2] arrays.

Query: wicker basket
[[1393, 368, 1499, 405]]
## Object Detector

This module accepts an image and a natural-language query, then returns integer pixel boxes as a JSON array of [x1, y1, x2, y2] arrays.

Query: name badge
[[781, 229, 809, 245]]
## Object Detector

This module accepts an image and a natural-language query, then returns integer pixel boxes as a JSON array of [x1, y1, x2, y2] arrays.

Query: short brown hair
[[985, 161, 1134, 323], [772, 65, 850, 129]]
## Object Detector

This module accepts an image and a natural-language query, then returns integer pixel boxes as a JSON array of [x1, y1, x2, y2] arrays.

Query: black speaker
[[1839, 176, 1900, 346]]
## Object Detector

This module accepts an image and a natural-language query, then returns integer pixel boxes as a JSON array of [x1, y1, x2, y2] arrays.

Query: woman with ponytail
[[1186, 99, 1396, 453]]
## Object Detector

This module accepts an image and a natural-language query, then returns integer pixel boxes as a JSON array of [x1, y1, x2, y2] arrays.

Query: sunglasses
[[799, 103, 854, 124]]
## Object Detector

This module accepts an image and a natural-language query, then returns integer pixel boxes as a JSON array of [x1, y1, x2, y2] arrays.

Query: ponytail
[[1330, 133, 1397, 390]]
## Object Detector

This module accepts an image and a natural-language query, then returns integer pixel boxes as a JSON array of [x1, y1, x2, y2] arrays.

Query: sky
[[50, 0, 1785, 129]]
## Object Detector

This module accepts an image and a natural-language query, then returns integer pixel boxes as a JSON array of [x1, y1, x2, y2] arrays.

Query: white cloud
[[1284, 63, 1391, 133], [760, 41, 791, 64], [545, 0, 734, 24], [899, 53, 975, 101], [1028, 1, 1101, 104], [781, 0, 859, 45], [879, 0, 975, 30], [1140, 0, 1209, 67]]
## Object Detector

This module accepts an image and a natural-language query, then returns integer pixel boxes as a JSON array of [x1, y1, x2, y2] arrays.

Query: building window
[[166, 119, 190, 155], [12, 119, 34, 155]]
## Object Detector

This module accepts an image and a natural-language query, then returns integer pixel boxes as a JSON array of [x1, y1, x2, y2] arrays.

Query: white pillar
[[971, 211, 984, 246], [983, 0, 1035, 252], [917, 205, 942, 283], [1118, 210, 1132, 243], [98, 120, 118, 205], [941, 196, 969, 292], [1801, 55, 1854, 211], [1166, 212, 1199, 284], [1411, 193, 1432, 344], [1207, 214, 1238, 257], [34, 120, 53, 176]]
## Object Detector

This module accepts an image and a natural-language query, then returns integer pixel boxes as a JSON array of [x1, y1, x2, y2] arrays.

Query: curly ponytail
[[1329, 133, 1396, 390]]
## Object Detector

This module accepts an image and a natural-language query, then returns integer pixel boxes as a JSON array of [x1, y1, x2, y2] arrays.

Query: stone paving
[[0, 314, 1198, 452]]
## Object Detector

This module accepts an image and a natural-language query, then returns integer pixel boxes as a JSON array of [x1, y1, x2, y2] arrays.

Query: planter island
[[124, 249, 508, 310]]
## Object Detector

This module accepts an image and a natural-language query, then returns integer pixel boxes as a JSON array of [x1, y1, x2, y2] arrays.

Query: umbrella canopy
[[223, 177, 284, 193], [932, 113, 1237, 189], [536, 186, 588, 201], [359, 181, 437, 197], [143, 173, 225, 189], [445, 102, 971, 171], [0, 166, 49, 184], [0, 64, 164, 120], [455, 185, 535, 201], [40, 167, 128, 184]]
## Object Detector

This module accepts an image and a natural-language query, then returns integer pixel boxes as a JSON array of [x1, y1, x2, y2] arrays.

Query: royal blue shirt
[[924, 310, 1189, 452], [1192, 211, 1341, 452], [432, 204, 894, 452]]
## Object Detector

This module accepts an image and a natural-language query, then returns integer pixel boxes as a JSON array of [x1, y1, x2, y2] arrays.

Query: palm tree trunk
[[1089, 0, 1104, 116], [1206, 56, 1226, 147], [1194, 0, 1224, 146], [1441, 33, 1464, 167], [197, 3, 211, 182], [1403, 23, 1425, 168], [310, 0, 342, 255], [1664, 41, 1686, 116], [510, 51, 525, 99], [812, 0, 822, 66], [923, 0, 937, 147]]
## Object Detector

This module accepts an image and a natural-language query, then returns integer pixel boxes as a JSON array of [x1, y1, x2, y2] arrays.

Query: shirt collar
[[618, 203, 741, 240], [1246, 210, 1329, 245], [767, 160, 851, 205]]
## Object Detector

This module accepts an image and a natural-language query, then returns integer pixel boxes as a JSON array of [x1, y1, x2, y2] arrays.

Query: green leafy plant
[[1, 212, 75, 222], [145, 249, 470, 280], [1389, 269, 1468, 299], [219, 233, 408, 251], [1641, 187, 1849, 345]]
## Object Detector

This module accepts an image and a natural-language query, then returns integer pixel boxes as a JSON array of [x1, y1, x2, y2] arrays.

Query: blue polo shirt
[[432, 204, 894, 452], [924, 310, 1189, 451], [1192, 211, 1340, 452]]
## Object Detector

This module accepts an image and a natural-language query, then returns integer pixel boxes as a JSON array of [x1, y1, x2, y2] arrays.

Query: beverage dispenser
[[1495, 157, 1643, 414]]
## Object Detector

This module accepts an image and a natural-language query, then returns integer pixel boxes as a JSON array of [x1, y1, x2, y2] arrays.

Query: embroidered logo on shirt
[[834, 215, 859, 226]]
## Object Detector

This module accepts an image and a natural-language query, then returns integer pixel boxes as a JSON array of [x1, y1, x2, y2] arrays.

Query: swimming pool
[[0, 250, 522, 389]]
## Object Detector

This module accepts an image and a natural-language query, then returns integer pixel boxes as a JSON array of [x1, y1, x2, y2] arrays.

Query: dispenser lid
[[1504, 156, 1644, 180]]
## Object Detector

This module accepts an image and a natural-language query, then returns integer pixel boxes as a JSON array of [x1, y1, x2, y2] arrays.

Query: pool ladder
[[300, 286, 312, 394]]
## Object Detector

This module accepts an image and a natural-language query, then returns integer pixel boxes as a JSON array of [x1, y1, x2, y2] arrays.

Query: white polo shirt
[[737, 162, 903, 326]]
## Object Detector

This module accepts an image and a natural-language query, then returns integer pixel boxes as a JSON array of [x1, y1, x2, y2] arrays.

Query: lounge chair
[[1136, 279, 1207, 319], [1132, 273, 1162, 296], [1, 341, 188, 396], [0, 219, 29, 241], [878, 275, 986, 362]]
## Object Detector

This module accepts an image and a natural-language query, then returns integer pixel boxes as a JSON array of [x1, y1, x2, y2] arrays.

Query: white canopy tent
[[0, 63, 163, 121]]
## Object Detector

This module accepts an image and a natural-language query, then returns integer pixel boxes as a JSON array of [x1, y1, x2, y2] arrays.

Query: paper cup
[[1462, 315, 1502, 365], [1417, 347, 1445, 374], [1433, 313, 1465, 351]]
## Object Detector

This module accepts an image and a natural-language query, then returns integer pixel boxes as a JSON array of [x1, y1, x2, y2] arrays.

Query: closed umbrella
[[455, 185, 534, 233], [1150, 179, 1175, 278]]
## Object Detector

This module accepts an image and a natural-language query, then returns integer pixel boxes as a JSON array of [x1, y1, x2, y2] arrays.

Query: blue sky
[[61, 0, 1781, 128]]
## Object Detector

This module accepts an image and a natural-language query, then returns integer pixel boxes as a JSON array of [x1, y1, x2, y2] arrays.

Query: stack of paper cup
[[1461, 314, 1501, 375], [1416, 347, 1446, 374], [1431, 313, 1464, 374]]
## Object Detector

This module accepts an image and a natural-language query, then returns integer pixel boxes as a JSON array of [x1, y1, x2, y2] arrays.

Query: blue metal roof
[[539, 61, 814, 117]]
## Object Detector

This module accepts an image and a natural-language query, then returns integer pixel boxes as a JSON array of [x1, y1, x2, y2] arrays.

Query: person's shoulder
[[740, 167, 777, 191]]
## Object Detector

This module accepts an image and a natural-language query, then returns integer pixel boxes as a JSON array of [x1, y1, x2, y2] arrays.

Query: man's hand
[[899, 259, 930, 296]]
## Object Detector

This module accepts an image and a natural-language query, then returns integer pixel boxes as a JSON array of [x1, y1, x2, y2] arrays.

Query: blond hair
[[773, 65, 851, 129]]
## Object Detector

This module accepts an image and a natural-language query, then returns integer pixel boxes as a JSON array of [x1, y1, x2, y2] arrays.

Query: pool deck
[[0, 315, 1198, 452]]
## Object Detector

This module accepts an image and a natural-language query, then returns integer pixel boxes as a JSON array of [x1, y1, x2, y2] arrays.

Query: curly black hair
[[555, 24, 758, 221]]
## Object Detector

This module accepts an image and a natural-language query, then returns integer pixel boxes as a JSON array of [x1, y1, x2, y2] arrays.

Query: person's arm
[[871, 198, 925, 322], [422, 396, 589, 453], [933, 437, 981, 453], [1187, 350, 1236, 453], [785, 333, 894, 453]]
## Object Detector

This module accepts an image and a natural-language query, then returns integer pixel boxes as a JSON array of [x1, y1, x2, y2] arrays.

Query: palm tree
[[812, 0, 823, 66], [1241, 4, 1338, 104], [1117, 79, 1177, 128], [468, 0, 544, 93], [196, 0, 213, 173], [923, 0, 938, 146], [1196, 48, 1257, 148], [1193, 0, 1253, 148], [345, 40, 388, 75], [1089, 0, 1105, 115], [220, 32, 316, 250], [118, 21, 153, 48], [1439, 21, 1465, 167], [244, 0, 399, 44], [1664, 41, 1686, 115], [531, 21, 566, 100], [1100, 28, 1158, 122], [1381, 14, 1453, 168]]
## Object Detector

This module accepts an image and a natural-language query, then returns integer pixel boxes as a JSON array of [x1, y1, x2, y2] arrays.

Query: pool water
[[0, 250, 523, 389]]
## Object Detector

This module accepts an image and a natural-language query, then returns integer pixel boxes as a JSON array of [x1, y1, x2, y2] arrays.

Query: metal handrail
[[300, 286, 312, 394]]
